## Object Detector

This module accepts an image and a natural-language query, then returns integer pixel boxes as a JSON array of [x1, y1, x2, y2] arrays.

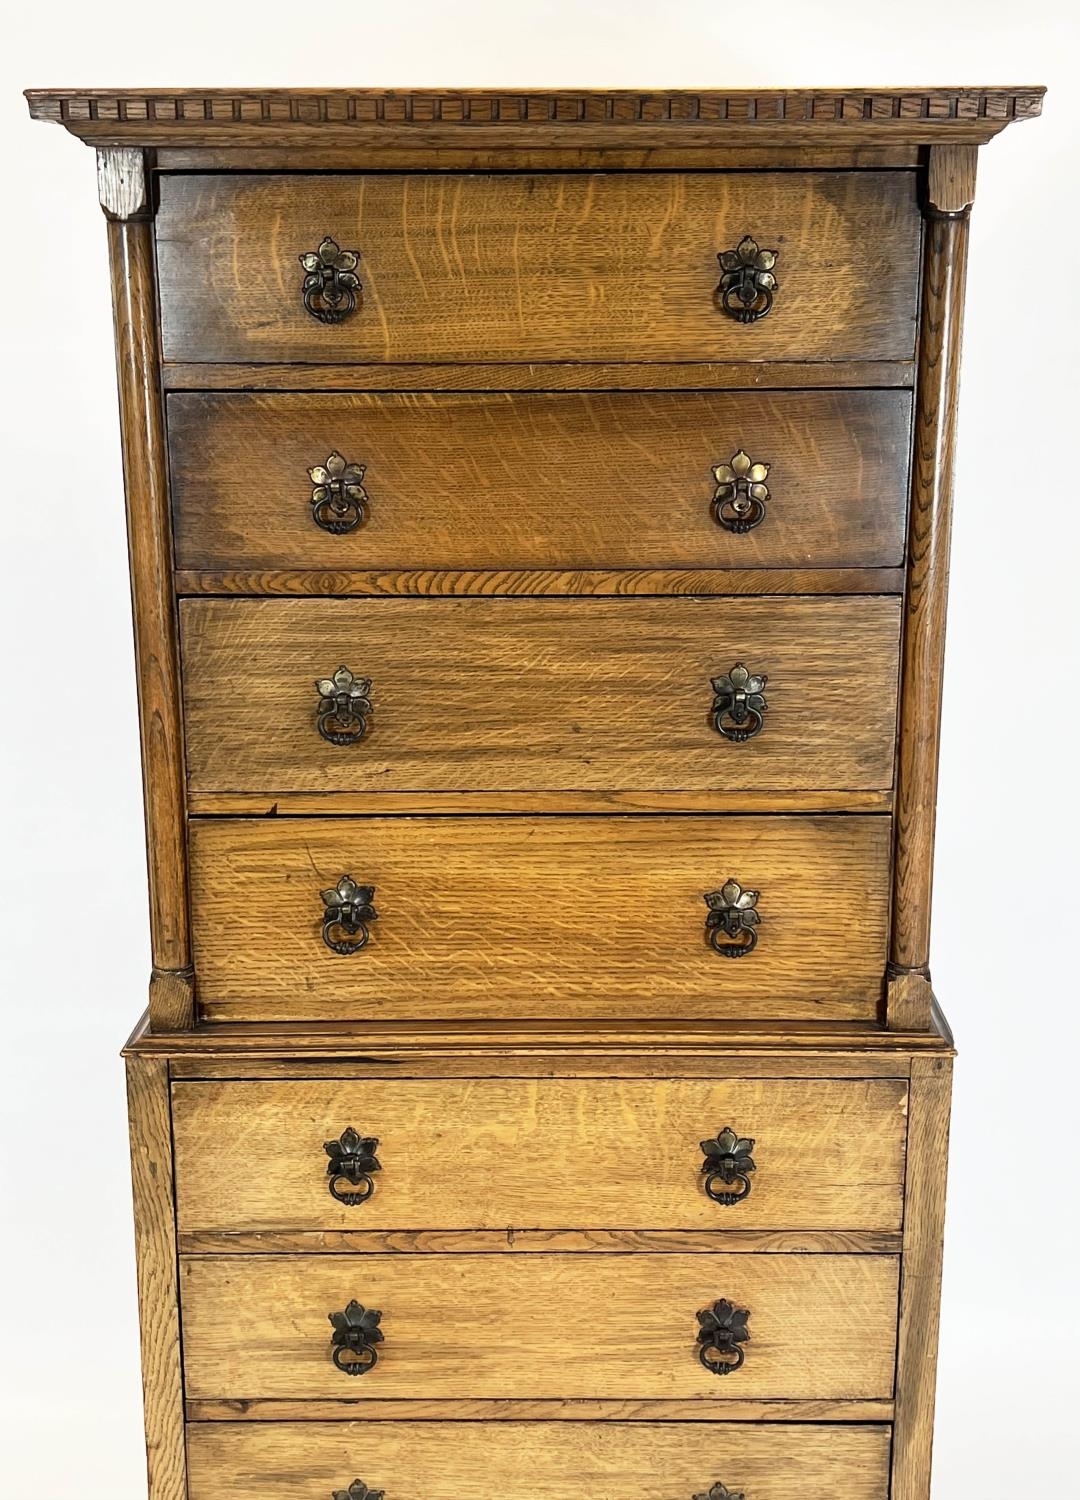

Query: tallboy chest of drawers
[[27, 84, 1043, 1500]]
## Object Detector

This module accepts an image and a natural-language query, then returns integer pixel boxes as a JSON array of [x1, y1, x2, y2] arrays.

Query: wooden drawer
[[156, 172, 921, 364], [188, 814, 891, 1023], [180, 597, 901, 796], [187, 1421, 891, 1500], [179, 1252, 898, 1400], [168, 390, 912, 573], [173, 1077, 907, 1234]]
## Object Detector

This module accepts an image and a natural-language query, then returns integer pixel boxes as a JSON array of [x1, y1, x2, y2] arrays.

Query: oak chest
[[26, 83, 1044, 1500]]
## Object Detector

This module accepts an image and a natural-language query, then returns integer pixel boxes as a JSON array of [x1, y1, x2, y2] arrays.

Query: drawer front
[[173, 1077, 908, 1233], [156, 172, 921, 363], [180, 1252, 899, 1400], [169, 390, 912, 572], [180, 597, 901, 795], [188, 814, 891, 1023], [187, 1421, 891, 1500]]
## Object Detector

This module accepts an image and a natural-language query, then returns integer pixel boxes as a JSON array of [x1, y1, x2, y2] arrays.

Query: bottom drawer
[[187, 1421, 890, 1499]]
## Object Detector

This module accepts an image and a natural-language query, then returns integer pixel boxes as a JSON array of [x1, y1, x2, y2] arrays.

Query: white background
[[2, 4, 1078, 1497]]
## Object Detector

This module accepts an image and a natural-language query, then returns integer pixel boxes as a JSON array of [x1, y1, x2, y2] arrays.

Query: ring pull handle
[[703, 881, 760, 958], [696, 1298, 751, 1376], [333, 1482, 385, 1500], [321, 876, 378, 955], [711, 664, 768, 743], [693, 1485, 744, 1500], [700, 1127, 756, 1206], [310, 451, 368, 534], [325, 1128, 382, 1206], [300, 236, 362, 323], [329, 1300, 384, 1376], [316, 667, 372, 745], [712, 450, 770, 533], [716, 236, 779, 324]]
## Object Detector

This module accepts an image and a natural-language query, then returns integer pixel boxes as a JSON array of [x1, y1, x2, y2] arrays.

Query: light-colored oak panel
[[172, 1077, 907, 1232], [187, 814, 891, 1022], [156, 172, 921, 363], [186, 1420, 891, 1500], [168, 390, 911, 572], [179, 597, 901, 795], [179, 1252, 899, 1400]]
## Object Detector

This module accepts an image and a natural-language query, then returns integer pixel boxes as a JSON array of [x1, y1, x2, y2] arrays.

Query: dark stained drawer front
[[187, 814, 891, 1023], [179, 597, 902, 796], [172, 1077, 908, 1233], [156, 172, 921, 364], [187, 1422, 891, 1500], [168, 390, 912, 573], [179, 1252, 899, 1400]]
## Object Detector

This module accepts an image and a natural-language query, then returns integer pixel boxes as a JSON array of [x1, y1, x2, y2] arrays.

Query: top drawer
[[155, 172, 922, 364]]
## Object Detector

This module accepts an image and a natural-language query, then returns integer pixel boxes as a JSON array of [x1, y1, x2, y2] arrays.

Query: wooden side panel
[[172, 1077, 908, 1232], [186, 1421, 891, 1500], [168, 390, 912, 572], [179, 1252, 899, 1400], [156, 172, 921, 363], [126, 1056, 186, 1500], [179, 596, 902, 795], [187, 815, 892, 1023]]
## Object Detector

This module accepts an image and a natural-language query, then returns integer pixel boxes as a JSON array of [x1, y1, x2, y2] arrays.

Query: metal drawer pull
[[700, 1127, 757, 1205], [693, 1485, 744, 1500], [329, 1300, 384, 1375], [309, 450, 368, 534], [696, 1298, 751, 1375], [325, 1128, 382, 1206], [712, 449, 770, 533], [711, 664, 768, 742], [321, 876, 378, 955], [316, 666, 373, 745], [716, 235, 779, 323], [300, 235, 362, 323], [703, 881, 760, 957], [333, 1484, 385, 1500]]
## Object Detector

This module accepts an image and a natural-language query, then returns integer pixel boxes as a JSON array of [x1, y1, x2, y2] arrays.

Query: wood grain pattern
[[186, 788, 893, 816], [172, 1077, 907, 1232], [179, 1252, 899, 1400], [888, 207, 971, 1028], [185, 1419, 891, 1499], [186, 1396, 894, 1422], [125, 1057, 185, 1500], [891, 1055, 953, 1500], [108, 211, 193, 1029], [155, 173, 921, 364], [179, 596, 901, 796], [158, 146, 923, 172], [179, 1228, 903, 1255], [168, 390, 911, 572], [187, 815, 892, 1023]]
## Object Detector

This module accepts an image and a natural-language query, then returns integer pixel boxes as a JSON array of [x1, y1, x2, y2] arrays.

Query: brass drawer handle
[[316, 667, 372, 745], [329, 1300, 384, 1375], [716, 235, 779, 323], [712, 450, 770, 533], [700, 1127, 756, 1206], [300, 235, 362, 323], [333, 1483, 385, 1500], [697, 1297, 751, 1376], [321, 877, 378, 955], [325, 1128, 382, 1206], [711, 664, 768, 742], [704, 881, 760, 957], [309, 451, 368, 533], [694, 1485, 744, 1500]]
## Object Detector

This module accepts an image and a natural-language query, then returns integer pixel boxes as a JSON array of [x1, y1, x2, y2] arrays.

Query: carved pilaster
[[97, 146, 152, 220]]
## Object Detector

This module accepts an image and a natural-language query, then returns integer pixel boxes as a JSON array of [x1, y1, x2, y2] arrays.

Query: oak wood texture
[[179, 596, 902, 796], [892, 1055, 953, 1500], [186, 1396, 894, 1422], [179, 1251, 899, 1400], [171, 1076, 907, 1232], [155, 172, 921, 364], [26, 85, 1045, 148], [888, 201, 971, 1029], [187, 814, 892, 1023], [107, 210, 193, 1029], [185, 1419, 891, 1500], [125, 1057, 186, 1500], [186, 788, 893, 816], [169, 390, 911, 573], [179, 1228, 903, 1255]]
